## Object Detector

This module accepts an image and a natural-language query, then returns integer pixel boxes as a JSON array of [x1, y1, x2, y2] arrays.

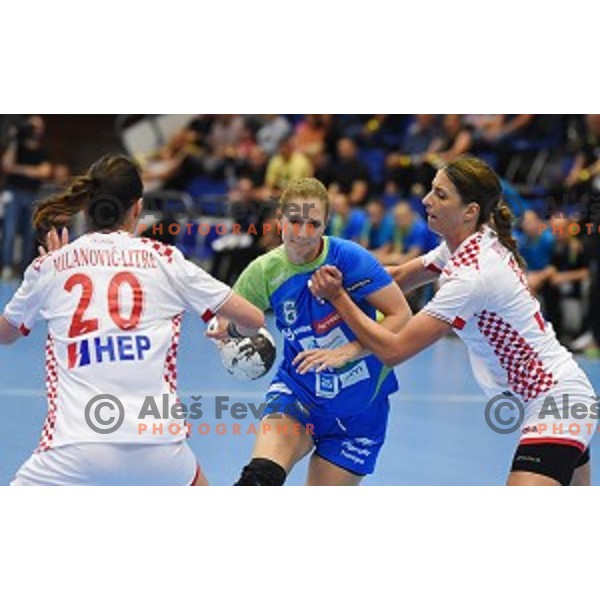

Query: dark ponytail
[[444, 155, 526, 270], [33, 175, 95, 234], [492, 201, 526, 270], [33, 154, 142, 236]]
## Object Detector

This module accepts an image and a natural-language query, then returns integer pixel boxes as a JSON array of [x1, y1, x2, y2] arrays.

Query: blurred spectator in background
[[386, 114, 439, 196], [564, 114, 600, 206], [377, 201, 432, 265], [360, 198, 394, 257], [325, 190, 367, 243], [427, 114, 472, 165], [209, 115, 246, 156], [317, 137, 370, 206], [141, 116, 210, 192], [464, 114, 504, 152], [238, 145, 268, 193], [586, 213, 600, 357], [210, 177, 275, 285], [1, 116, 52, 279], [358, 114, 406, 149], [202, 115, 247, 179], [293, 114, 328, 159], [52, 163, 71, 188], [515, 209, 556, 293], [539, 215, 591, 343], [465, 114, 535, 150], [256, 115, 292, 156], [416, 114, 472, 195], [265, 136, 313, 193]]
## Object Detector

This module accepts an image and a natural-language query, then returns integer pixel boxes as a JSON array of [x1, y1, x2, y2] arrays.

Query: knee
[[234, 458, 287, 486]]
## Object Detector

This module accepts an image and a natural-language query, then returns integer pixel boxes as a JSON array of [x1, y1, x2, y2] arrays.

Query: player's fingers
[[61, 227, 69, 247], [298, 353, 328, 374], [38, 245, 47, 257], [292, 350, 314, 366], [206, 327, 229, 340], [295, 359, 311, 374], [324, 270, 342, 286], [47, 228, 59, 252], [294, 354, 316, 373], [312, 270, 326, 292], [323, 265, 342, 278]]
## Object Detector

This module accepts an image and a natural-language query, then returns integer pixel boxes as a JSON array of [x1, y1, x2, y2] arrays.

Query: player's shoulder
[[442, 229, 487, 278], [244, 244, 288, 275], [137, 236, 178, 263], [326, 235, 372, 261]]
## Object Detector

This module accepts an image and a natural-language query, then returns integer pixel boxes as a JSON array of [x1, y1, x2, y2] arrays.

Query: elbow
[[381, 340, 406, 368], [0, 333, 19, 346], [381, 349, 400, 369], [383, 357, 397, 369]]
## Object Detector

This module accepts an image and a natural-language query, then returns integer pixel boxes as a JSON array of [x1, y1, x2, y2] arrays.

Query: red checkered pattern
[[140, 237, 174, 263], [163, 314, 182, 396], [476, 310, 557, 401], [449, 234, 482, 271], [508, 255, 528, 289], [36, 335, 59, 452]]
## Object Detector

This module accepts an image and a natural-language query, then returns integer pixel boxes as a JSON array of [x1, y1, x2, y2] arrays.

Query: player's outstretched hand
[[206, 316, 231, 342], [38, 227, 69, 256], [293, 345, 354, 374], [309, 265, 343, 302]]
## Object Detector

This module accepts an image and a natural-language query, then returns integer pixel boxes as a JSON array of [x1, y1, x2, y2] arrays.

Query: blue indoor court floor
[[2, 281, 600, 486]]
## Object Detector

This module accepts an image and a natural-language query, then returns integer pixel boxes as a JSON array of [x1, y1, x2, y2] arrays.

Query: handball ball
[[218, 328, 276, 381]]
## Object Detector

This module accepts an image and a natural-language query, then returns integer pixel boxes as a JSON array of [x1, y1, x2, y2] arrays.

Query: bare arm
[[216, 292, 265, 337], [381, 246, 427, 267], [13, 162, 52, 180], [0, 316, 22, 345], [499, 114, 533, 137], [588, 157, 600, 177], [1, 142, 17, 173], [550, 268, 590, 286], [440, 130, 472, 162], [294, 279, 413, 373], [565, 153, 586, 187], [386, 256, 439, 293], [2, 143, 52, 180], [298, 267, 450, 368]]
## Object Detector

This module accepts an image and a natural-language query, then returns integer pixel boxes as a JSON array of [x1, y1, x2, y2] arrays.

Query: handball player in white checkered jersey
[[296, 155, 597, 486], [0, 154, 264, 485]]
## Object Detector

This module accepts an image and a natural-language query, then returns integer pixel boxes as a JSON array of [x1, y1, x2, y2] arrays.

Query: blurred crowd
[[1, 114, 600, 356]]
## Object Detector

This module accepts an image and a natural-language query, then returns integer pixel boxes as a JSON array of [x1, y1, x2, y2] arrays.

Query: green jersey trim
[[233, 237, 331, 310]]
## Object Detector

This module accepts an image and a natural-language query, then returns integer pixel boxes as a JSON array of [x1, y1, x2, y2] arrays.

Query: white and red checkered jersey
[[2, 231, 232, 450], [421, 226, 587, 402]]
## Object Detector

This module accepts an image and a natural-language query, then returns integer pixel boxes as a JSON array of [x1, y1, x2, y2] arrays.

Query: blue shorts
[[262, 383, 390, 476]]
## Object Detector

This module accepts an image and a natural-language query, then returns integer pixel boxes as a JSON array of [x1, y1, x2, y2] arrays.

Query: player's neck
[[286, 238, 325, 265], [445, 227, 478, 253]]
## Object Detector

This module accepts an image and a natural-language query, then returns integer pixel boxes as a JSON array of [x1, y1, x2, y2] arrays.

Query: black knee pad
[[511, 442, 587, 486], [235, 458, 287, 486], [576, 448, 590, 468]]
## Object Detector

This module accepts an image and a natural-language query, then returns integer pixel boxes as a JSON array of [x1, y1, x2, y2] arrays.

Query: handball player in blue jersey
[[208, 178, 411, 485]]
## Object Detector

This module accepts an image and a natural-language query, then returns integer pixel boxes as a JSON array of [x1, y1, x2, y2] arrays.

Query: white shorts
[[11, 441, 200, 486], [519, 369, 598, 452]]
